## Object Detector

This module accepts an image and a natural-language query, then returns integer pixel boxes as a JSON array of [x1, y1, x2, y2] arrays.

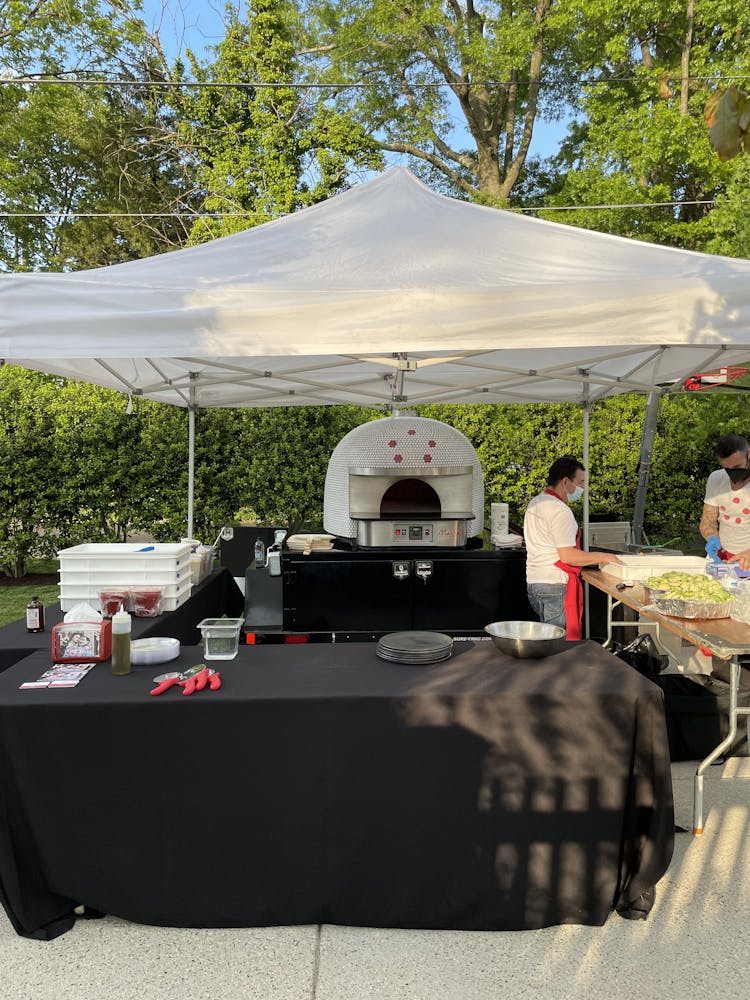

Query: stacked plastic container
[[57, 543, 193, 613]]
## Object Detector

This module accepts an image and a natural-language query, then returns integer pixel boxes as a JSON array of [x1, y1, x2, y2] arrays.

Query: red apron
[[544, 488, 582, 641]]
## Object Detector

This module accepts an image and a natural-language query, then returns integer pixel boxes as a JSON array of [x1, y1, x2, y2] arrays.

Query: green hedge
[[2, 364, 748, 576]]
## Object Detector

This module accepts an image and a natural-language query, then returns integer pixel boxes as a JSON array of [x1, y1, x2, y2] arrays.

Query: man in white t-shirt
[[700, 433, 750, 570], [523, 456, 621, 639]]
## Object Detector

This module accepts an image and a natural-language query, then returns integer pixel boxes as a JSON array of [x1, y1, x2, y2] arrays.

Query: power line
[[1, 74, 749, 90], [0, 211, 269, 218], [515, 199, 716, 213], [0, 199, 719, 219]]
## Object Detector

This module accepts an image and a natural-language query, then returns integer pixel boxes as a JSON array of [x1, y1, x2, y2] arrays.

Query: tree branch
[[378, 140, 477, 195]]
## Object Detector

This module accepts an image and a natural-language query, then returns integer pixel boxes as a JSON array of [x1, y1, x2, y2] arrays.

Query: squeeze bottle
[[111, 607, 132, 676]]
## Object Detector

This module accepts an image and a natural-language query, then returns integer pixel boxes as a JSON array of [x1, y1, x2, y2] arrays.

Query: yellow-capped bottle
[[111, 607, 132, 676]]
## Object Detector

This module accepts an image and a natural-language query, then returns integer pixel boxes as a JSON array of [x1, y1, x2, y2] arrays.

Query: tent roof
[[2, 167, 750, 407]]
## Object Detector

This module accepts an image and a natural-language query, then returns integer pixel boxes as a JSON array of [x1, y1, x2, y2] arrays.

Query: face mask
[[727, 463, 750, 484], [568, 485, 584, 503]]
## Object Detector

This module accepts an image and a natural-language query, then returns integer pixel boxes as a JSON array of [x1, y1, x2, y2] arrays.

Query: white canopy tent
[[2, 166, 750, 536]]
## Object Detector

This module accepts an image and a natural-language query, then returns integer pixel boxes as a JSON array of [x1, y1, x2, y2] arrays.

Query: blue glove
[[705, 535, 722, 562]]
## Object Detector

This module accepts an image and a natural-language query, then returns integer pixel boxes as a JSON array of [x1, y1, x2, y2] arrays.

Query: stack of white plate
[[130, 637, 180, 666], [377, 631, 453, 665]]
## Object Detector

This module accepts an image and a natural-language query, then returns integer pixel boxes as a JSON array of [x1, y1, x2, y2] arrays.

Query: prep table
[[0, 568, 244, 674], [584, 568, 750, 834], [0, 638, 673, 939]]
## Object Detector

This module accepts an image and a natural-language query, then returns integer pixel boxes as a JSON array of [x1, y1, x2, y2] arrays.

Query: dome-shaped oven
[[324, 416, 484, 546]]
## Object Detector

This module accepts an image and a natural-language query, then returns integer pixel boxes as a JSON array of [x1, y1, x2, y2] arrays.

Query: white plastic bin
[[60, 580, 192, 613], [57, 543, 193, 612], [601, 554, 707, 582], [58, 543, 191, 572]]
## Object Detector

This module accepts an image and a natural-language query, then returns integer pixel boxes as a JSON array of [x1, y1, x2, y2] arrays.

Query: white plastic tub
[[59, 568, 190, 587], [601, 554, 708, 582], [58, 543, 191, 573], [58, 543, 194, 612], [60, 580, 192, 613]]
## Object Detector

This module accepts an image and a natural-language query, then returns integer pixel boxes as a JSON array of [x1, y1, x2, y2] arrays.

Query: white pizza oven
[[323, 416, 484, 547]]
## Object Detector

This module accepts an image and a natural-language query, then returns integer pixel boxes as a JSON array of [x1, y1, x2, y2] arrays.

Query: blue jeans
[[527, 582, 566, 630]]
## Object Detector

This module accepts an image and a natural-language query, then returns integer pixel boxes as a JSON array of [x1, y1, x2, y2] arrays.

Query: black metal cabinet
[[281, 548, 531, 635]]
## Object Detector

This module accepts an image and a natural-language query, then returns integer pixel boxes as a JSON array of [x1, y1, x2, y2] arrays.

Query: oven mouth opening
[[379, 479, 441, 518]]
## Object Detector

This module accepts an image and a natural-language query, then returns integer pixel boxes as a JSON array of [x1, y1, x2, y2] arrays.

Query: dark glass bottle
[[26, 595, 45, 633]]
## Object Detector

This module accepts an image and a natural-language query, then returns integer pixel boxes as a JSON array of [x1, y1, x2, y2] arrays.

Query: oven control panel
[[355, 519, 469, 548], [393, 523, 433, 542]]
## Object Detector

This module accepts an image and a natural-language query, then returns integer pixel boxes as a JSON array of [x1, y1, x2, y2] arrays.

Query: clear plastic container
[[196, 618, 244, 660], [99, 588, 131, 617], [129, 586, 164, 617]]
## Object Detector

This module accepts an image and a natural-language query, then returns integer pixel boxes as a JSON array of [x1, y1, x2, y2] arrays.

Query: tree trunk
[[680, 0, 695, 116]]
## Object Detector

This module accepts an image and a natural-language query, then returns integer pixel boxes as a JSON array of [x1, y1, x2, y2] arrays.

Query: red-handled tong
[[150, 664, 206, 697], [150, 664, 221, 697], [182, 666, 210, 696], [150, 672, 183, 696]]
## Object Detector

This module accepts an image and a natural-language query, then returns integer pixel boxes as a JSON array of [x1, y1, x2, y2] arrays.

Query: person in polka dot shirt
[[700, 432, 750, 571]]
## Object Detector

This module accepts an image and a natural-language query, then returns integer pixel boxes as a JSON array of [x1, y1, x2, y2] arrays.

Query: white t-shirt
[[704, 469, 750, 554], [523, 492, 579, 585]]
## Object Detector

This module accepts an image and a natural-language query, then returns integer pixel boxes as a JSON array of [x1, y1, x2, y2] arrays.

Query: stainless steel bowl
[[484, 620, 567, 659]]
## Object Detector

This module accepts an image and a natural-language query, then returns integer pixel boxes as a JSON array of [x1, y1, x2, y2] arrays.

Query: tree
[[236, 405, 379, 531], [0, 0, 145, 73], [0, 366, 65, 576], [170, 0, 382, 244], [0, 3, 198, 270], [303, 0, 584, 202], [0, 76, 194, 270], [538, 0, 750, 251]]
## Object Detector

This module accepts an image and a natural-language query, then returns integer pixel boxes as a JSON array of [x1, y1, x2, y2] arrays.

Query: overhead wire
[[0, 73, 735, 219], [0, 199, 720, 218], [0, 74, 749, 89]]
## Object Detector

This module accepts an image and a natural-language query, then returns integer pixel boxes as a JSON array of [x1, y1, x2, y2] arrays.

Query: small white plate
[[130, 637, 180, 666]]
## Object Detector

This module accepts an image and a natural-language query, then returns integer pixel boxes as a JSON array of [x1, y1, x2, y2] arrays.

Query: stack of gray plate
[[377, 631, 453, 665]]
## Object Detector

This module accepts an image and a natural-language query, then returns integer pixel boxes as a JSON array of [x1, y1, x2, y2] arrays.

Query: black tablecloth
[[0, 568, 244, 673], [0, 639, 674, 939]]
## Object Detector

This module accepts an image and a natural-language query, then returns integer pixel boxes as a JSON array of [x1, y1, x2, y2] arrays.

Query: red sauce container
[[99, 589, 130, 618], [130, 587, 163, 617]]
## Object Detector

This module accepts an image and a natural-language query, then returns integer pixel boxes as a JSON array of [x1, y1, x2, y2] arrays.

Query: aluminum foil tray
[[652, 597, 734, 620]]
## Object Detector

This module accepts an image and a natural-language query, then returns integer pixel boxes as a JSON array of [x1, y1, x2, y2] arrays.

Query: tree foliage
[[5, 362, 750, 576], [0, 365, 379, 574], [0, 2, 197, 270], [169, 0, 382, 244], [303, 0, 584, 202], [537, 0, 750, 254]]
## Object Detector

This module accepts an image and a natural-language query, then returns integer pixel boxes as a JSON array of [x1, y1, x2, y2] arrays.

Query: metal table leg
[[693, 656, 747, 834]]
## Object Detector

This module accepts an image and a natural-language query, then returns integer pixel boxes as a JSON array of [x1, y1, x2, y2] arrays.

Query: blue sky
[[140, 0, 567, 159]]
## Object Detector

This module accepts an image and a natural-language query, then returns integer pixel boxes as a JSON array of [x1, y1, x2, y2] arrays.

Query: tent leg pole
[[581, 375, 590, 638], [187, 374, 197, 540], [632, 392, 661, 547]]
